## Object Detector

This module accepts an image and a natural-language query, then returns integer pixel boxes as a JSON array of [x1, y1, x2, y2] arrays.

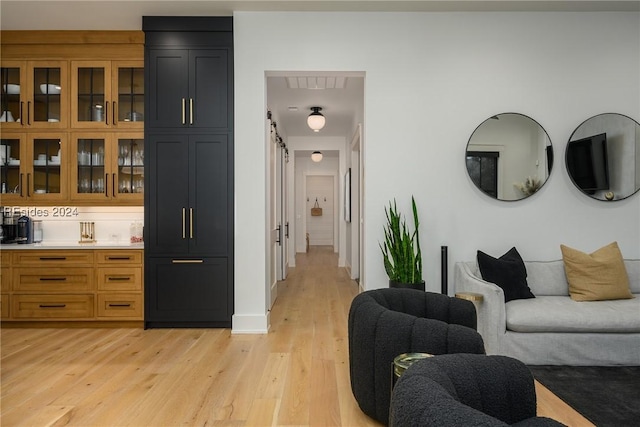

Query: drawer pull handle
[[107, 257, 131, 260], [107, 277, 131, 281], [39, 304, 66, 308], [108, 303, 132, 308], [172, 259, 204, 264], [39, 257, 67, 261], [39, 277, 67, 281]]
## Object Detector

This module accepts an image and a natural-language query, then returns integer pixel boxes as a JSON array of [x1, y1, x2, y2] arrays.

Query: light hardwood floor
[[1, 246, 592, 426]]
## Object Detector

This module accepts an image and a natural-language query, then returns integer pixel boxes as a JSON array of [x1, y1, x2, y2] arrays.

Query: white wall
[[233, 11, 640, 333]]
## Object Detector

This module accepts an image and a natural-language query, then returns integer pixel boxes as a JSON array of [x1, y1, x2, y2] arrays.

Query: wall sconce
[[311, 151, 323, 162], [307, 107, 325, 132]]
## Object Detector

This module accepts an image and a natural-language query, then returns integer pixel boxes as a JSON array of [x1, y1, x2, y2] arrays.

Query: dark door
[[146, 133, 189, 255], [147, 49, 188, 128], [189, 50, 229, 129], [146, 257, 231, 325], [188, 134, 229, 256]]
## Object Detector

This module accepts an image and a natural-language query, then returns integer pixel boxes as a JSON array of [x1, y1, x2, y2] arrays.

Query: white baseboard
[[231, 313, 270, 334]]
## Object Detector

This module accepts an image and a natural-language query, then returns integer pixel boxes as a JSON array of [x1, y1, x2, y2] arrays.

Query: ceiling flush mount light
[[307, 107, 325, 132], [311, 151, 323, 162]]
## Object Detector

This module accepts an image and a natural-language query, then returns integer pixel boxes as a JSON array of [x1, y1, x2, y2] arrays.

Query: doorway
[[306, 175, 334, 247]]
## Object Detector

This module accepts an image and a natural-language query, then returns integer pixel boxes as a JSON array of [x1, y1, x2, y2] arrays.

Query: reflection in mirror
[[566, 113, 640, 201], [466, 113, 553, 201]]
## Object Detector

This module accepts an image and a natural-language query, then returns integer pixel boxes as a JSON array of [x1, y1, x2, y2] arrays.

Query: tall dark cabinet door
[[188, 135, 229, 256], [146, 134, 190, 255], [146, 50, 189, 128], [189, 50, 230, 129]]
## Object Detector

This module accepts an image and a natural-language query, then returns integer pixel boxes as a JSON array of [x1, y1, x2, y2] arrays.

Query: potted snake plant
[[380, 196, 425, 290]]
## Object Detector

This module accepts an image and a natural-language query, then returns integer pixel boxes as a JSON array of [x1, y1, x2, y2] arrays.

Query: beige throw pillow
[[560, 242, 633, 301]]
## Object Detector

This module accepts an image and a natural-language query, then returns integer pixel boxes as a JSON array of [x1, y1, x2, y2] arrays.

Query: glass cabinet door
[[72, 61, 110, 128], [1, 62, 25, 128], [30, 61, 67, 128], [76, 137, 107, 196], [116, 137, 144, 197], [0, 135, 25, 200], [115, 61, 144, 128], [29, 135, 67, 200]]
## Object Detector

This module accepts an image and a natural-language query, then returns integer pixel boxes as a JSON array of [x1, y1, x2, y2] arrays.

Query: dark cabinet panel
[[189, 134, 229, 256], [147, 50, 188, 128], [146, 49, 229, 130], [144, 17, 233, 328], [145, 257, 231, 326], [146, 134, 190, 254]]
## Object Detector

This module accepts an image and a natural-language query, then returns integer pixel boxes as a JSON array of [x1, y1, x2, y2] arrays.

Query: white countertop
[[0, 242, 144, 250]]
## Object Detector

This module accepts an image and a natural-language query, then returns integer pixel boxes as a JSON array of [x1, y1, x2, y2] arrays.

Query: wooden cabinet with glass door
[[71, 60, 143, 130], [0, 60, 68, 129], [0, 132, 68, 204], [70, 132, 143, 204]]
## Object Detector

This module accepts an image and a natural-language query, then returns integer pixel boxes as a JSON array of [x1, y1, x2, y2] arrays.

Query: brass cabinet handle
[[27, 173, 31, 197], [189, 98, 194, 125], [181, 98, 186, 125], [105, 101, 109, 125], [182, 208, 186, 239], [20, 101, 24, 126], [108, 303, 131, 308], [19, 173, 24, 196], [105, 173, 109, 197], [112, 173, 116, 198], [39, 257, 66, 260], [107, 256, 131, 260], [112, 101, 117, 125], [107, 277, 131, 281], [39, 304, 66, 308], [189, 208, 193, 239], [39, 277, 67, 281], [172, 259, 204, 264], [27, 101, 31, 125]]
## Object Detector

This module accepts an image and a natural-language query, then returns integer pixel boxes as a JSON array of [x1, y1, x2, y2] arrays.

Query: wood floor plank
[[1, 246, 590, 427]]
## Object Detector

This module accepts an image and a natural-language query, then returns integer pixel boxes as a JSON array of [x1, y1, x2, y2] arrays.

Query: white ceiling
[[2, 1, 637, 141]]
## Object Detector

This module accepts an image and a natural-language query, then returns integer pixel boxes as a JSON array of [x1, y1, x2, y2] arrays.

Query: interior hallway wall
[[233, 11, 640, 333]]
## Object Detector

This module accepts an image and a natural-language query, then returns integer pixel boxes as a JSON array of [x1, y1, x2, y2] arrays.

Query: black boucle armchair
[[348, 288, 485, 424], [390, 353, 566, 427]]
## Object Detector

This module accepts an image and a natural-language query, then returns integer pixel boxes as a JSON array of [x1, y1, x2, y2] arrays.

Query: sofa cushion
[[561, 242, 633, 301], [522, 261, 569, 296], [477, 247, 535, 302], [505, 295, 640, 333]]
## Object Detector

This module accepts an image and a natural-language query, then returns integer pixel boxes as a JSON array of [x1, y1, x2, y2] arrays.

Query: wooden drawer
[[12, 251, 93, 267], [1, 251, 11, 267], [97, 293, 143, 319], [12, 294, 94, 319], [97, 267, 142, 291], [13, 268, 94, 292], [1, 267, 10, 292], [95, 250, 142, 265], [1, 294, 9, 319]]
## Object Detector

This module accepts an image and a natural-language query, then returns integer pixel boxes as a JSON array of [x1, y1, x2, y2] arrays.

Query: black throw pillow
[[477, 247, 535, 302]]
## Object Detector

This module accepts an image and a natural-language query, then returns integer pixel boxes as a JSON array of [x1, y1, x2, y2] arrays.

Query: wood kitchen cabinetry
[[0, 133, 68, 204], [144, 17, 234, 328], [0, 31, 144, 206], [1, 248, 143, 324]]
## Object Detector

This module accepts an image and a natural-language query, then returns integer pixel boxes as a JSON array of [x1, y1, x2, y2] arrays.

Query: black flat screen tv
[[566, 133, 609, 192]]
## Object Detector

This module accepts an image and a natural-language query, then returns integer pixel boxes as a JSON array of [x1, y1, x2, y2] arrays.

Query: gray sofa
[[454, 259, 640, 365]]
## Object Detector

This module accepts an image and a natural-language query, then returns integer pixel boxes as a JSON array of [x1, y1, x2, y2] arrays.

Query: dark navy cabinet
[[143, 17, 233, 328]]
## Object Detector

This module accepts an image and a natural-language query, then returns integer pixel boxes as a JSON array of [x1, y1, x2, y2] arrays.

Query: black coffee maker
[[17, 215, 33, 244], [1, 208, 20, 244]]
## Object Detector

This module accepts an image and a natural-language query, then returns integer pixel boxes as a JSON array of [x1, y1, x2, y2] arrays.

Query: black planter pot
[[389, 280, 426, 291]]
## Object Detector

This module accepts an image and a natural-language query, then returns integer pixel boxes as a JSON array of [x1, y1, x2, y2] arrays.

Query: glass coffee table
[[391, 352, 433, 390]]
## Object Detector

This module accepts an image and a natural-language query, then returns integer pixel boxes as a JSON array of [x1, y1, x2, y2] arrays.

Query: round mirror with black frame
[[465, 113, 553, 201], [566, 113, 640, 201]]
